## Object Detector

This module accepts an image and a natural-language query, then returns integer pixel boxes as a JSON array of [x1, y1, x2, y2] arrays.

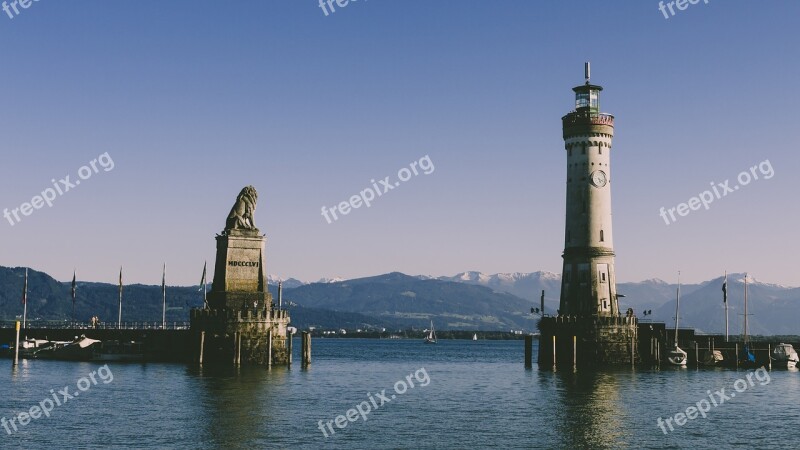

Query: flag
[[22, 268, 28, 305], [722, 280, 727, 303], [162, 263, 166, 296], [199, 262, 207, 291], [71, 270, 77, 302]]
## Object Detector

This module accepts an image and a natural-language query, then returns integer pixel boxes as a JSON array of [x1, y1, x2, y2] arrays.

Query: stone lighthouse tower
[[559, 62, 619, 317], [538, 64, 638, 367]]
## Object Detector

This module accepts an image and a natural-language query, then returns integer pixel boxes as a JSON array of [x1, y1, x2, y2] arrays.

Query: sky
[[1, 1, 798, 287]]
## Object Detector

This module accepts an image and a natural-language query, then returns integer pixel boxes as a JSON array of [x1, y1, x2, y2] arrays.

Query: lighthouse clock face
[[590, 170, 607, 187]]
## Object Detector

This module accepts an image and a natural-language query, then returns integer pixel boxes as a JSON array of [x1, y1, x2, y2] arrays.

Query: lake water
[[1, 339, 797, 449]]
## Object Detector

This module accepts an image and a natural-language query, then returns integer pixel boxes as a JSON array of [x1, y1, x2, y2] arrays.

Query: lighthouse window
[[600, 230, 604, 242], [600, 272, 606, 282], [599, 148, 602, 155]]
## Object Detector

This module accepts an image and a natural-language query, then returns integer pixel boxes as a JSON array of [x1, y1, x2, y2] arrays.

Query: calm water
[[1, 339, 798, 449]]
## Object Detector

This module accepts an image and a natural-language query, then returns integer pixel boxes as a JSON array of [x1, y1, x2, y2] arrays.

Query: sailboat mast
[[744, 273, 749, 344], [674, 271, 680, 347]]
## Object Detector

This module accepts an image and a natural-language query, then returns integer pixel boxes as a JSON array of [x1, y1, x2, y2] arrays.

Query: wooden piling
[[199, 331, 205, 365], [573, 335, 577, 368], [233, 332, 240, 365], [13, 321, 20, 367], [735, 343, 739, 369], [524, 335, 533, 368], [267, 329, 273, 368], [695, 343, 699, 369], [287, 331, 292, 367], [768, 343, 772, 370], [552, 335, 557, 367], [302, 331, 311, 367]]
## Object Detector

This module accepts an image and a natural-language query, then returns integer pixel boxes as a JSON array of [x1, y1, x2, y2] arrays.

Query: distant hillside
[[283, 272, 536, 331], [3, 266, 798, 334]]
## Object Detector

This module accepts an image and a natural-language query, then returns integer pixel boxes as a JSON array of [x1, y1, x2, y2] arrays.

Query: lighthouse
[[559, 63, 619, 318], [537, 63, 639, 367]]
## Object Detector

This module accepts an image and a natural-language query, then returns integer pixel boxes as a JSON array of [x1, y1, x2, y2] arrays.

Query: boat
[[700, 350, 724, 366], [771, 343, 799, 369], [424, 321, 437, 344], [739, 274, 757, 367], [33, 335, 101, 361], [472, 333, 478, 341], [668, 272, 688, 366]]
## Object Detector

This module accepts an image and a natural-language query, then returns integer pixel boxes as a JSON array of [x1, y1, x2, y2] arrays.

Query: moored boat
[[668, 272, 687, 366], [700, 350, 724, 366], [33, 335, 101, 361], [771, 343, 799, 369]]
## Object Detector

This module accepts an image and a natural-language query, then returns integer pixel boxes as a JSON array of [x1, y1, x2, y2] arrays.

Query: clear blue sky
[[1, 1, 798, 286]]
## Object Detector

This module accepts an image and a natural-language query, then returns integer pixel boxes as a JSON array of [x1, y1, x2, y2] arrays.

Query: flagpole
[[724, 271, 728, 342], [118, 266, 123, 330], [22, 268, 28, 329], [71, 269, 77, 329], [162, 263, 167, 330]]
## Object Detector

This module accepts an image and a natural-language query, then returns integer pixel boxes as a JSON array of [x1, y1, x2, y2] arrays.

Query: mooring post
[[267, 329, 273, 368], [13, 321, 20, 367], [735, 343, 739, 369], [768, 343, 772, 370], [573, 335, 577, 368], [233, 332, 239, 366], [199, 331, 205, 365], [630, 333, 635, 367], [524, 335, 532, 368], [287, 331, 293, 367], [552, 335, 557, 367], [302, 331, 311, 367]]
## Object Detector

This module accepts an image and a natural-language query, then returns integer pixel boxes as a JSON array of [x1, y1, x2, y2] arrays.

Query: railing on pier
[[0, 320, 190, 330]]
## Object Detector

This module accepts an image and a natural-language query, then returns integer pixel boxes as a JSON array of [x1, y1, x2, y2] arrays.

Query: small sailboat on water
[[668, 272, 688, 366], [424, 321, 437, 344], [472, 333, 478, 341]]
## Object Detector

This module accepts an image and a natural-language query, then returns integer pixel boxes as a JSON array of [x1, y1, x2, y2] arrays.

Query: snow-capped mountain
[[438, 271, 563, 302]]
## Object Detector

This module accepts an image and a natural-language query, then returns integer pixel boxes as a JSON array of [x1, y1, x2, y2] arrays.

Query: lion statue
[[225, 186, 258, 231]]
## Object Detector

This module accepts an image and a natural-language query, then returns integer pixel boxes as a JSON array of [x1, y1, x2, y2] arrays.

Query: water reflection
[[543, 369, 633, 449], [188, 366, 289, 448]]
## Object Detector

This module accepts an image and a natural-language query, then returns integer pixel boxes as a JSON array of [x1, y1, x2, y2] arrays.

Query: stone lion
[[225, 186, 258, 231]]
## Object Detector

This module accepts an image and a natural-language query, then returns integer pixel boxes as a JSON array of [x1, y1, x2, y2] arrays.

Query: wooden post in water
[[267, 329, 273, 368], [695, 342, 699, 368], [768, 343, 772, 370], [287, 331, 293, 367], [13, 321, 20, 367], [302, 331, 311, 367], [630, 333, 635, 367], [233, 332, 239, 366], [199, 331, 205, 365], [524, 335, 532, 368], [735, 343, 739, 369], [552, 335, 557, 367], [573, 335, 577, 368]]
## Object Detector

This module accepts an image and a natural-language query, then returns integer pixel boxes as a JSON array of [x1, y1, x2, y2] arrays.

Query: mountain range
[[1, 266, 798, 335]]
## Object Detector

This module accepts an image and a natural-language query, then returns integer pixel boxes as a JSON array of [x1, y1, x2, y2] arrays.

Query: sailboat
[[472, 333, 478, 341], [739, 273, 756, 367], [424, 321, 437, 344], [667, 272, 688, 366]]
